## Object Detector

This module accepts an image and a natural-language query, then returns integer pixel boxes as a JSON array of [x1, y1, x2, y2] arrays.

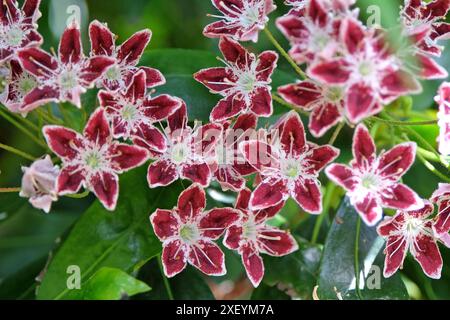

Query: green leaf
[[65, 267, 151, 300], [317, 198, 409, 300], [140, 49, 296, 123], [36, 166, 182, 300], [260, 240, 322, 300]]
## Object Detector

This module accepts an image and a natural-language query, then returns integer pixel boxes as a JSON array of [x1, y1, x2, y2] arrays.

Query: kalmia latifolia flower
[[150, 184, 239, 277], [0, 0, 42, 64], [194, 37, 278, 122], [19, 155, 59, 213], [401, 0, 450, 57], [43, 107, 149, 211], [435, 82, 450, 156], [276, 0, 341, 65], [223, 188, 298, 287], [212, 113, 258, 191], [377, 201, 444, 279], [17, 21, 114, 111], [2, 59, 38, 115], [326, 124, 423, 226], [203, 0, 276, 42], [431, 183, 450, 246], [98, 69, 181, 143], [241, 111, 339, 213], [89, 20, 165, 92], [308, 18, 422, 124], [137, 102, 222, 188], [278, 80, 344, 137]]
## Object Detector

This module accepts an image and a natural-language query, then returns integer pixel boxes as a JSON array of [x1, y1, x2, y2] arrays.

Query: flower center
[[358, 61, 374, 77], [16, 74, 37, 96], [236, 68, 257, 94], [242, 220, 258, 241], [403, 216, 428, 238], [59, 69, 79, 91], [240, 4, 261, 29], [281, 158, 300, 179], [179, 223, 200, 243], [121, 103, 138, 122], [105, 65, 121, 82], [360, 173, 379, 190], [170, 142, 189, 164], [5, 25, 25, 47], [84, 150, 103, 170], [325, 86, 343, 102]]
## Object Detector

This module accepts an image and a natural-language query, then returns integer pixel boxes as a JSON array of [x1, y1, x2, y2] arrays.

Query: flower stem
[[311, 182, 336, 244], [264, 28, 307, 79], [158, 254, 174, 300], [0, 187, 21, 193], [0, 142, 35, 161], [0, 108, 49, 149], [272, 93, 309, 115], [416, 152, 450, 183], [354, 216, 363, 299], [328, 122, 345, 145], [370, 116, 437, 126]]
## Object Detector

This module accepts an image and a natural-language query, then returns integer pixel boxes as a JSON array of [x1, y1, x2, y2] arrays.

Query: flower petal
[[382, 235, 408, 278], [20, 86, 59, 113], [341, 18, 365, 54], [139, 66, 166, 88], [250, 87, 273, 117], [142, 94, 182, 121], [89, 171, 119, 211], [434, 198, 450, 235], [258, 227, 298, 257], [215, 167, 246, 192], [132, 123, 167, 154], [345, 83, 378, 123], [326, 164, 357, 192], [250, 179, 288, 211], [241, 245, 265, 287], [377, 213, 406, 237], [167, 100, 188, 132], [194, 67, 233, 93], [59, 21, 83, 64], [309, 102, 343, 137], [377, 142, 416, 180], [412, 234, 443, 279], [210, 96, 246, 122], [18, 48, 58, 79], [240, 140, 279, 173], [177, 184, 206, 221], [256, 50, 278, 81], [381, 69, 422, 96], [56, 165, 85, 195], [162, 240, 187, 278], [89, 20, 115, 56], [236, 188, 251, 211], [150, 209, 178, 241], [277, 82, 322, 110], [43, 125, 83, 160], [223, 225, 243, 250], [117, 29, 152, 66], [180, 163, 212, 187], [416, 53, 448, 79], [292, 179, 322, 214], [381, 183, 423, 211], [354, 193, 383, 226], [147, 159, 178, 188], [199, 208, 240, 239], [219, 36, 252, 66], [308, 59, 351, 84], [352, 124, 376, 169], [83, 107, 111, 146], [188, 240, 226, 276], [80, 56, 115, 85], [305, 145, 340, 173], [110, 143, 149, 172], [278, 111, 307, 156], [125, 70, 147, 102]]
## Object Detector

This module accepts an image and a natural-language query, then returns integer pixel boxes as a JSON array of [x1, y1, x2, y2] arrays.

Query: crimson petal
[[241, 245, 265, 287], [199, 208, 240, 239], [56, 165, 85, 195], [150, 209, 179, 241], [117, 29, 151, 66], [83, 108, 111, 146], [188, 240, 226, 276], [147, 159, 178, 188], [162, 240, 187, 278]]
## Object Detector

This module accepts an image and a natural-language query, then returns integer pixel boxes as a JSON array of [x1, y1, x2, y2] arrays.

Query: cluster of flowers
[[1, 0, 449, 287]]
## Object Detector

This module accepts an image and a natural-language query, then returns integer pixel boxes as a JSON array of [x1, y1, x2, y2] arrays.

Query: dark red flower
[[377, 201, 443, 279], [18, 21, 114, 111], [89, 20, 165, 92], [98, 69, 181, 143], [150, 184, 239, 277], [240, 111, 339, 213], [194, 37, 278, 121], [136, 101, 222, 188], [223, 188, 298, 287], [0, 0, 43, 63], [203, 0, 276, 42], [431, 183, 450, 244], [326, 124, 423, 226], [43, 107, 149, 211]]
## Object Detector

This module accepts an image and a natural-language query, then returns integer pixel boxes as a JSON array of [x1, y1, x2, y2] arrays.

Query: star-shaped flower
[[150, 184, 240, 277], [326, 124, 423, 226], [308, 18, 422, 124], [278, 80, 344, 137], [2, 59, 38, 115], [377, 201, 443, 279], [194, 37, 278, 122], [435, 82, 450, 156], [223, 188, 298, 287], [136, 101, 222, 188], [401, 0, 450, 57], [18, 21, 114, 110], [19, 155, 59, 213], [43, 107, 149, 211], [431, 183, 450, 243], [212, 113, 258, 191], [240, 111, 339, 213], [89, 20, 165, 92], [98, 69, 181, 144], [203, 0, 277, 42], [0, 0, 43, 64]]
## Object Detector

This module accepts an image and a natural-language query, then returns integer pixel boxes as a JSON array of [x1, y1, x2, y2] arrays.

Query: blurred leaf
[[261, 240, 322, 300], [251, 283, 291, 300], [136, 258, 214, 300], [65, 267, 150, 300], [140, 49, 296, 122], [36, 166, 182, 300], [317, 198, 409, 300]]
